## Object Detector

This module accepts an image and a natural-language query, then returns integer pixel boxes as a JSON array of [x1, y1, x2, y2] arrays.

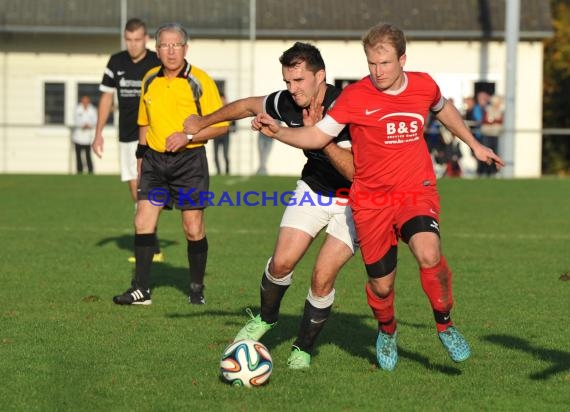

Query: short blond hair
[[362, 23, 406, 58]]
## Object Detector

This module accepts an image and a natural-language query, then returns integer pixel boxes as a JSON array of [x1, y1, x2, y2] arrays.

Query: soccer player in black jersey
[[92, 18, 164, 263], [183, 42, 357, 369]]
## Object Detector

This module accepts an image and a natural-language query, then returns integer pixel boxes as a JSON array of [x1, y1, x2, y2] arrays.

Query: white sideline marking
[[223, 176, 252, 186]]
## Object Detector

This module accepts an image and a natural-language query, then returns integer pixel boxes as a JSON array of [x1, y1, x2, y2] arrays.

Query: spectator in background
[[424, 111, 442, 153], [256, 131, 274, 175], [472, 90, 491, 176], [436, 97, 462, 178], [72, 95, 97, 175], [458, 96, 478, 177], [440, 124, 463, 178], [213, 94, 234, 175], [463, 96, 475, 123], [480, 95, 504, 176], [425, 111, 446, 178]]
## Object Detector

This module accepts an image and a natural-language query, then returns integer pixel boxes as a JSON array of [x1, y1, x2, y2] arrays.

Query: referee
[[113, 22, 229, 305]]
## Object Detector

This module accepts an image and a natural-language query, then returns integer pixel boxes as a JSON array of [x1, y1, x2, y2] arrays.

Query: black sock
[[293, 300, 332, 353], [260, 272, 290, 324], [154, 228, 161, 254], [433, 309, 452, 331], [188, 237, 208, 288], [134, 233, 156, 291]]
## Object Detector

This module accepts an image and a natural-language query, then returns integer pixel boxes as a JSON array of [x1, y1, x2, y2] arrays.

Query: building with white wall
[[0, 0, 553, 177]]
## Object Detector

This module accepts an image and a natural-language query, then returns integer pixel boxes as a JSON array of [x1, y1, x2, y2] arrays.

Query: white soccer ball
[[220, 339, 273, 388]]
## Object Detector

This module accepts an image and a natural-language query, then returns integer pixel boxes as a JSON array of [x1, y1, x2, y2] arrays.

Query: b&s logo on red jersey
[[379, 112, 425, 145]]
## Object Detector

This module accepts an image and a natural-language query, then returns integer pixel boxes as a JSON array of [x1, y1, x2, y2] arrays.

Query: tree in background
[[542, 0, 570, 174]]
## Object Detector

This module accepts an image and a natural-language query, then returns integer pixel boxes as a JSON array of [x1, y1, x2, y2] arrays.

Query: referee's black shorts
[[138, 146, 210, 210]]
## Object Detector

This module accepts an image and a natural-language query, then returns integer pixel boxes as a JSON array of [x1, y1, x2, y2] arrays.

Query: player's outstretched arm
[[165, 125, 229, 152], [436, 100, 505, 169], [183, 96, 265, 141], [252, 113, 334, 150]]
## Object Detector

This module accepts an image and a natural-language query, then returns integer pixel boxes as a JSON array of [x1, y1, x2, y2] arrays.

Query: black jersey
[[99, 50, 161, 142], [264, 84, 352, 194]]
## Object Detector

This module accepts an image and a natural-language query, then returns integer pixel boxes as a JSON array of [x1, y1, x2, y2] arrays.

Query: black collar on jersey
[[323, 84, 339, 110], [156, 60, 191, 78]]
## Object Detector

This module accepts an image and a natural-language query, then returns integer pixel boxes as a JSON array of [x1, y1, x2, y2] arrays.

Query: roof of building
[[0, 0, 553, 41]]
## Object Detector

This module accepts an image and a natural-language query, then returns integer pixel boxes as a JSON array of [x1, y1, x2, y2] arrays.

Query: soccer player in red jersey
[[252, 23, 504, 370]]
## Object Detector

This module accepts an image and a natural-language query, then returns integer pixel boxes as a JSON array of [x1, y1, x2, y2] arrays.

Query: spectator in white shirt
[[72, 95, 97, 174]]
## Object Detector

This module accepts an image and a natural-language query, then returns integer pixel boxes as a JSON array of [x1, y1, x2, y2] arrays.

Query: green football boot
[[287, 346, 311, 369], [234, 308, 276, 342]]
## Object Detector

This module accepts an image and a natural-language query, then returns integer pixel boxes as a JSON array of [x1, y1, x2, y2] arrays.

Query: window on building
[[44, 82, 65, 125], [334, 79, 358, 89], [77, 82, 113, 125], [214, 80, 226, 96]]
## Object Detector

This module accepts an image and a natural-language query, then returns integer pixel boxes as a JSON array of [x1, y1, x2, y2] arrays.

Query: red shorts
[[353, 186, 441, 265]]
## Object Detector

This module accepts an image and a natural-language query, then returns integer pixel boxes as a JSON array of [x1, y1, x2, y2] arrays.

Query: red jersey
[[320, 72, 444, 209]]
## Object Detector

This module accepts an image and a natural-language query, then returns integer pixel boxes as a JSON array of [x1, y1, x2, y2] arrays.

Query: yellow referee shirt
[[138, 61, 229, 152]]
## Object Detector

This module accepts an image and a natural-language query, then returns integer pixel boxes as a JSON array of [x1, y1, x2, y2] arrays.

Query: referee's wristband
[[186, 134, 194, 141], [135, 144, 149, 159]]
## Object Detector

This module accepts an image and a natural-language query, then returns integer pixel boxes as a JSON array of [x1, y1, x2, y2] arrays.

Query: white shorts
[[119, 141, 138, 182], [280, 180, 358, 253]]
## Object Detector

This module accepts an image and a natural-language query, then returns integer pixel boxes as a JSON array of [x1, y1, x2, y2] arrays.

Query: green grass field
[[1, 175, 569, 411]]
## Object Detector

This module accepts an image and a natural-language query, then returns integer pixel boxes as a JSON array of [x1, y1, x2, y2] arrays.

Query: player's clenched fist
[[251, 113, 280, 138]]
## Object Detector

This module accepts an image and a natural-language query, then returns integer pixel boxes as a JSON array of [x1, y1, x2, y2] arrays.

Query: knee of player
[[416, 248, 441, 269], [184, 230, 205, 242], [182, 221, 205, 240], [310, 271, 337, 296], [134, 215, 153, 233], [268, 257, 295, 277], [367, 279, 394, 298], [309, 281, 334, 298]]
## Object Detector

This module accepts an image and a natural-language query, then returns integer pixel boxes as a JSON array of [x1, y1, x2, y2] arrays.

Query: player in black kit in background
[[92, 18, 164, 263], [183, 42, 357, 369]]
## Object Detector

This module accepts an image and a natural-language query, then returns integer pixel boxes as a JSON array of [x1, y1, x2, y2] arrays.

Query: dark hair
[[362, 23, 406, 58], [125, 18, 148, 35], [279, 42, 325, 74]]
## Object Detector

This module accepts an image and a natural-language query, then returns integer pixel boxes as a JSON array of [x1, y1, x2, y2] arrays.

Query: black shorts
[[138, 147, 210, 210]]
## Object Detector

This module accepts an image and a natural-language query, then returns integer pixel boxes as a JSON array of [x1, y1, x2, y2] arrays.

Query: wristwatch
[[186, 134, 193, 141]]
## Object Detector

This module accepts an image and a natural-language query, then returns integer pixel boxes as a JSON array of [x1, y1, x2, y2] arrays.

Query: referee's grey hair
[[155, 22, 189, 44]]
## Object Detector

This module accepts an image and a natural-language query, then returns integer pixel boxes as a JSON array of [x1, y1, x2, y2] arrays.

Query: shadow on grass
[[483, 334, 570, 380], [397, 347, 462, 375], [95, 234, 179, 254], [149, 261, 201, 295], [167, 308, 462, 375], [96, 235, 186, 293], [397, 319, 431, 330]]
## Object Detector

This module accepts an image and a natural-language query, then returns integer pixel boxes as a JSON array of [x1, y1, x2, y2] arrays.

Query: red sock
[[420, 255, 454, 332], [365, 283, 396, 334]]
